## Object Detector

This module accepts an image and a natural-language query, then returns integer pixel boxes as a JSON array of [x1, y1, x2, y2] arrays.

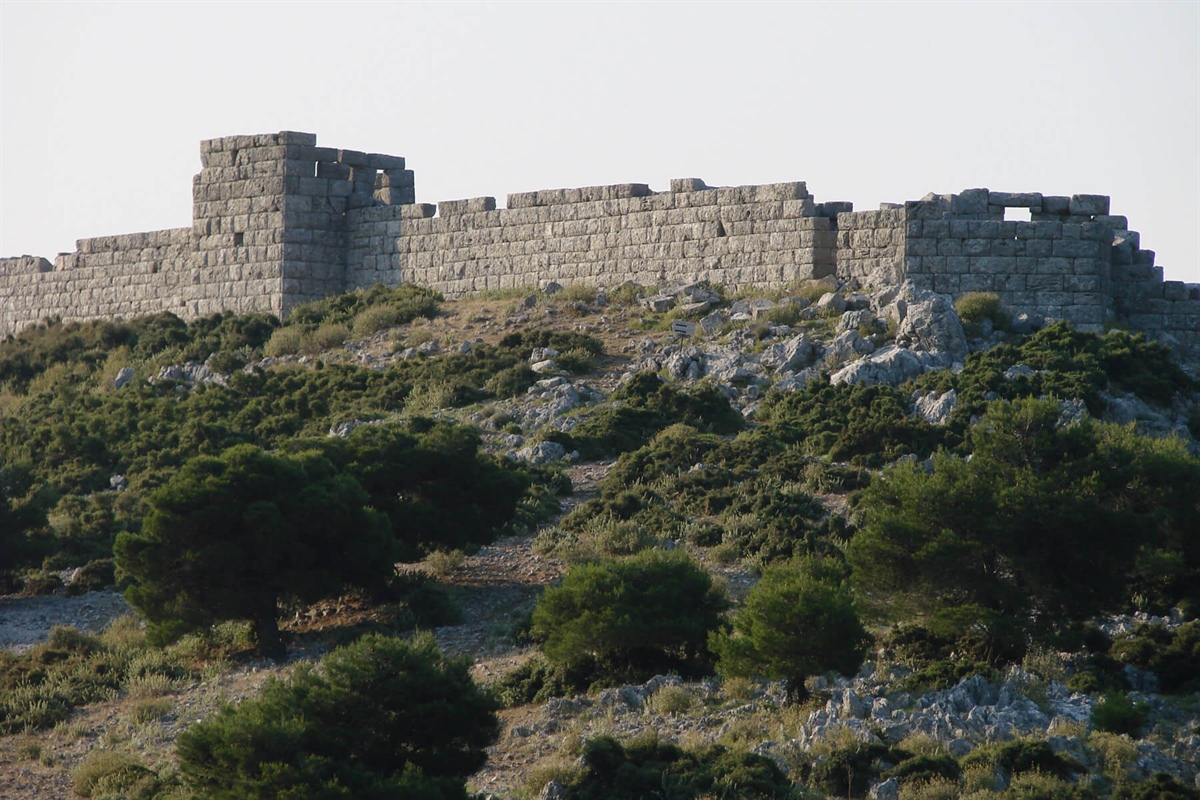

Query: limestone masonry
[[2, 131, 1197, 350]]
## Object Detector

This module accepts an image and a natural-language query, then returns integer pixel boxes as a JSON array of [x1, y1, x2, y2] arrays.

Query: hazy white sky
[[2, 1, 1197, 283]]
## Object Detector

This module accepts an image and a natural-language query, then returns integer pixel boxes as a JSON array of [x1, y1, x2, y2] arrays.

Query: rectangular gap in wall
[[233, 232, 244, 246], [1004, 207, 1032, 222]]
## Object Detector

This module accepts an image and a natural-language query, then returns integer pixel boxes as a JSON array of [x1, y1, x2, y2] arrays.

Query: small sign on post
[[670, 319, 697, 338]]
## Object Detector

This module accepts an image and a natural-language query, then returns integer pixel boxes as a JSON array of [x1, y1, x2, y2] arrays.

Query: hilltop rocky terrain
[[2, 278, 1198, 799]]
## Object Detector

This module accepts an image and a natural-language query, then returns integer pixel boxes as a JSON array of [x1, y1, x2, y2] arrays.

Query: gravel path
[[0, 590, 134, 653]]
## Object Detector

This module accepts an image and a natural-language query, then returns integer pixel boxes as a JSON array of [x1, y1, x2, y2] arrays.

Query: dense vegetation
[[3, 283, 1199, 800]]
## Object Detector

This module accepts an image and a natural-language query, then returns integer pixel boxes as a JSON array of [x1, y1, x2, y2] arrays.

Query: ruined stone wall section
[[0, 230, 193, 335], [835, 208, 907, 285], [347, 181, 838, 297], [884, 189, 1199, 344]]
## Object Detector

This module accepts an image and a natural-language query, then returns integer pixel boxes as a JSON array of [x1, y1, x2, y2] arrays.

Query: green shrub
[[287, 284, 442, 328], [1111, 622, 1200, 693], [563, 735, 797, 800], [711, 556, 869, 702], [73, 749, 158, 798], [303, 322, 350, 353], [262, 325, 305, 357], [549, 372, 741, 460], [884, 753, 961, 784], [65, 559, 116, 596], [1092, 691, 1151, 736], [490, 655, 593, 707], [531, 550, 729, 685], [20, 570, 62, 596], [351, 303, 405, 337], [961, 738, 1081, 781], [176, 633, 497, 799], [807, 742, 898, 797], [849, 398, 1200, 654], [955, 291, 1011, 336], [1112, 773, 1200, 800]]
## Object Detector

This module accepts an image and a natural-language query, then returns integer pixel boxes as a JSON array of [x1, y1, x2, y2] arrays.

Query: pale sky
[[2, 1, 1197, 284]]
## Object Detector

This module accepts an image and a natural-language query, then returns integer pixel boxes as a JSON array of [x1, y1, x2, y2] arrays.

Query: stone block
[[960, 273, 996, 292], [989, 191, 1043, 207], [1026, 274, 1064, 292], [1163, 281, 1190, 301], [1041, 196, 1070, 215], [992, 239, 1019, 257], [951, 188, 990, 215], [909, 237, 940, 256], [375, 187, 414, 205], [338, 148, 370, 167], [937, 239, 963, 256], [1066, 274, 1101, 292], [1053, 239, 1101, 258], [366, 153, 406, 170], [1069, 194, 1110, 216], [923, 219, 950, 238], [932, 274, 960, 293], [967, 220, 1000, 237], [671, 178, 709, 192], [1061, 305, 1106, 325], [960, 238, 989, 257], [1080, 222, 1113, 242], [438, 197, 497, 215], [1025, 240, 1052, 258], [971, 255, 1016, 274], [377, 169, 415, 188]]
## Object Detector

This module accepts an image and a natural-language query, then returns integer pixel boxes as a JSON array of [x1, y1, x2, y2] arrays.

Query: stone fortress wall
[[2, 131, 1197, 350]]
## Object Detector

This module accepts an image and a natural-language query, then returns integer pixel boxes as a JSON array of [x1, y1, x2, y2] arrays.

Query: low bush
[[961, 738, 1082, 781], [73, 749, 161, 798], [1110, 622, 1200, 693], [0, 623, 198, 734], [805, 742, 901, 797], [176, 633, 498, 799], [262, 325, 304, 357], [490, 655, 593, 707], [955, 291, 1011, 337], [1092, 691, 1151, 736], [530, 550, 729, 686], [562, 735, 798, 800], [303, 322, 350, 353]]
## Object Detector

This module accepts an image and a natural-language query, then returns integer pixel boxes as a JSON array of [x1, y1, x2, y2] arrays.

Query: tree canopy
[[710, 556, 869, 702], [115, 444, 395, 657], [848, 398, 1200, 654], [531, 550, 730, 682]]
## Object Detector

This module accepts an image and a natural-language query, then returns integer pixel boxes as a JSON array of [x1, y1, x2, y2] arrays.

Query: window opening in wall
[[233, 232, 244, 246], [1003, 207, 1032, 222], [716, 220, 727, 237], [229, 149, 238, 165]]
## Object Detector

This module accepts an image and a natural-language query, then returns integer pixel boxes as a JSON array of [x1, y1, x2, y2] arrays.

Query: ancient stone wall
[[1, 131, 1196, 351], [347, 179, 838, 297]]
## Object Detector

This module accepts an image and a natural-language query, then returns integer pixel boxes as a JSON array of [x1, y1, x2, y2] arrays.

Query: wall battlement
[[2, 131, 1197, 351]]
